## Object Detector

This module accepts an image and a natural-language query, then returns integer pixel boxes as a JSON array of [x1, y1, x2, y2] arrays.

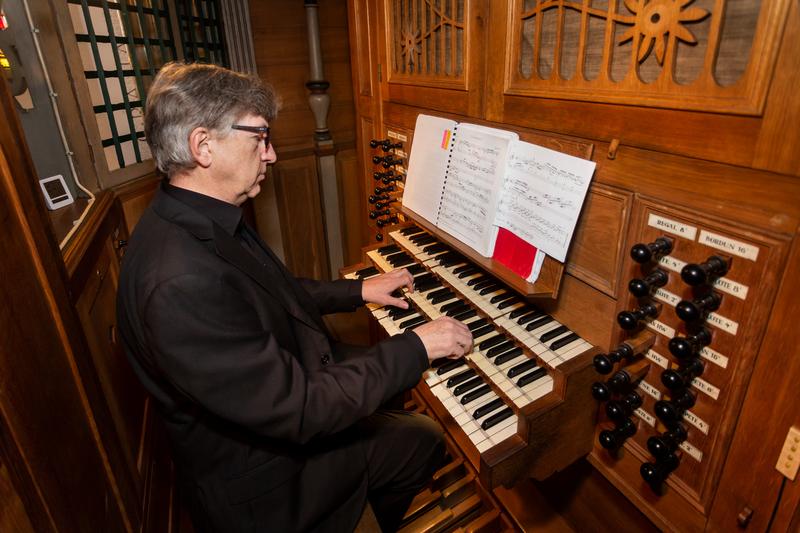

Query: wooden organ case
[[346, 0, 800, 531]]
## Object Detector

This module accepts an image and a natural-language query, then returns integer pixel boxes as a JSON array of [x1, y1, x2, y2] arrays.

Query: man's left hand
[[362, 268, 414, 308]]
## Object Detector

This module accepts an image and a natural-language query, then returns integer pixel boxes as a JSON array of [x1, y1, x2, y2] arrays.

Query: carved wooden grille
[[509, 0, 790, 114], [389, 0, 466, 84]]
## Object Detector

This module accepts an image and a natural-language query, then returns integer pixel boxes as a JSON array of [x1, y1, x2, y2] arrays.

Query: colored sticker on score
[[441, 129, 453, 149]]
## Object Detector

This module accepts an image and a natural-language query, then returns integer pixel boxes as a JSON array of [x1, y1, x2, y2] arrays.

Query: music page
[[402, 114, 459, 224], [437, 123, 518, 256], [494, 141, 596, 262]]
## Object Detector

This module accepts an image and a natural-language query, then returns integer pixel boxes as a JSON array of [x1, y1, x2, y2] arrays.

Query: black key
[[494, 347, 524, 365], [407, 263, 426, 275], [490, 292, 515, 304], [539, 325, 569, 342], [479, 284, 503, 296], [471, 324, 495, 339], [388, 307, 416, 320], [438, 253, 464, 267], [498, 298, 522, 310], [550, 332, 581, 351], [461, 384, 492, 404], [399, 315, 427, 330], [478, 334, 506, 351], [430, 291, 457, 305], [422, 243, 448, 254], [452, 308, 477, 322], [436, 358, 466, 375], [399, 225, 421, 235], [446, 368, 477, 388], [355, 266, 379, 279], [486, 341, 515, 358], [516, 310, 544, 326], [509, 306, 534, 319], [467, 275, 488, 287], [457, 267, 480, 279], [386, 252, 412, 265], [426, 288, 452, 301], [526, 315, 555, 331], [474, 398, 505, 420], [467, 318, 488, 332], [481, 407, 514, 430], [445, 303, 470, 317], [411, 234, 436, 245], [472, 278, 495, 291], [441, 300, 466, 313], [454, 376, 484, 396], [416, 280, 442, 293], [413, 272, 436, 285], [517, 367, 548, 387], [508, 359, 538, 378], [453, 264, 475, 275], [377, 244, 400, 255]]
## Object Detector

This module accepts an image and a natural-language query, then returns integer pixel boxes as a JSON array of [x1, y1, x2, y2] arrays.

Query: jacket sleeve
[[143, 273, 427, 444], [296, 277, 364, 315]]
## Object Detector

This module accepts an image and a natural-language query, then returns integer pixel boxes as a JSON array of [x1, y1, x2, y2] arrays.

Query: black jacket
[[117, 184, 428, 531]]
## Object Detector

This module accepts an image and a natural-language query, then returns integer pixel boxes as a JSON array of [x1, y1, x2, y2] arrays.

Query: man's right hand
[[412, 317, 474, 361]]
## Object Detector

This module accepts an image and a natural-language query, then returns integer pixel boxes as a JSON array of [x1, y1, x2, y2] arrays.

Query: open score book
[[402, 114, 596, 281]]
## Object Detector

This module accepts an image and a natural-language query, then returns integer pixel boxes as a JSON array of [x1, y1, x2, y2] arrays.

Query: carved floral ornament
[[618, 0, 709, 65], [401, 28, 421, 69]]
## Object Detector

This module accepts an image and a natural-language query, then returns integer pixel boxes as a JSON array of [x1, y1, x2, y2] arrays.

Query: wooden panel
[[0, 457, 35, 533], [113, 174, 160, 235], [0, 79, 129, 532], [250, 0, 356, 153], [335, 148, 367, 265], [566, 184, 632, 298], [272, 155, 329, 279]]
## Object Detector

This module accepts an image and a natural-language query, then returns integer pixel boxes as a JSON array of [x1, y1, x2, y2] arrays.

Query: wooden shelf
[[400, 205, 564, 299]]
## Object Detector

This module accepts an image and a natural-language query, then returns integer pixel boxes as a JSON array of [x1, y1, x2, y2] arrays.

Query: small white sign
[[699, 230, 759, 261], [683, 410, 710, 435], [700, 346, 729, 369], [648, 213, 698, 240]]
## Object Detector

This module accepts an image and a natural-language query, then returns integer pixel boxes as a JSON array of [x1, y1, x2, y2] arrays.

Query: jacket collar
[[150, 185, 324, 333]]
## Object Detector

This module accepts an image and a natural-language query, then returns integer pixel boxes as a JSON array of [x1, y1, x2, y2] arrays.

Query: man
[[117, 62, 473, 532]]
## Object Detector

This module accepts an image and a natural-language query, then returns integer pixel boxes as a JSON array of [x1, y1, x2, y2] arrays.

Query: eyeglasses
[[231, 124, 270, 147]]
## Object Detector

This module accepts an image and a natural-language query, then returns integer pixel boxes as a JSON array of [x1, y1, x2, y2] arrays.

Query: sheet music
[[437, 124, 518, 256], [402, 114, 458, 224], [495, 141, 596, 262]]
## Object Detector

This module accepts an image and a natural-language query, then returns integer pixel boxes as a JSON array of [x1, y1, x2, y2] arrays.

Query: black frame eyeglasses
[[231, 124, 270, 146]]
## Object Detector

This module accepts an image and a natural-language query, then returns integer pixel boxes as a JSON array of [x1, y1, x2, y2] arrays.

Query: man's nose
[[262, 142, 277, 163]]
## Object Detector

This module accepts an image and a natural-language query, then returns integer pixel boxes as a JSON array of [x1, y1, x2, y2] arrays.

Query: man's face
[[214, 113, 276, 205]]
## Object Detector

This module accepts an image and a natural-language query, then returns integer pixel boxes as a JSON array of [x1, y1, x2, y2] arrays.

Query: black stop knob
[[617, 303, 660, 330], [382, 157, 403, 168], [383, 175, 403, 184], [380, 141, 403, 152], [376, 215, 399, 228], [676, 292, 722, 322], [593, 344, 634, 375], [375, 233, 383, 242], [641, 452, 680, 489], [606, 392, 643, 422], [369, 138, 390, 148], [668, 328, 712, 360], [661, 359, 704, 391], [647, 425, 688, 460], [654, 389, 696, 425], [630, 237, 674, 264], [608, 368, 638, 392], [681, 256, 729, 286], [372, 155, 387, 164], [374, 185, 395, 194], [628, 269, 669, 298], [591, 381, 611, 402], [599, 418, 637, 450], [369, 209, 390, 220], [374, 170, 393, 180], [369, 193, 389, 204]]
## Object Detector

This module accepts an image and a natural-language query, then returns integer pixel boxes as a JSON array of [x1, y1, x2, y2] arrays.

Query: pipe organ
[[345, 0, 800, 531]]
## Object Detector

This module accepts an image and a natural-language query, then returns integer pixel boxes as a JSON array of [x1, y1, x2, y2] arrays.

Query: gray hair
[[144, 62, 279, 175]]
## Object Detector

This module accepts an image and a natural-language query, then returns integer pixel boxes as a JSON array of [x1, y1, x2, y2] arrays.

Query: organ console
[[346, 2, 800, 530]]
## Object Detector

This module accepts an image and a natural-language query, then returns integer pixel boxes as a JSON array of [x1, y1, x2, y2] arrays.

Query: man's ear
[[188, 127, 212, 168]]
